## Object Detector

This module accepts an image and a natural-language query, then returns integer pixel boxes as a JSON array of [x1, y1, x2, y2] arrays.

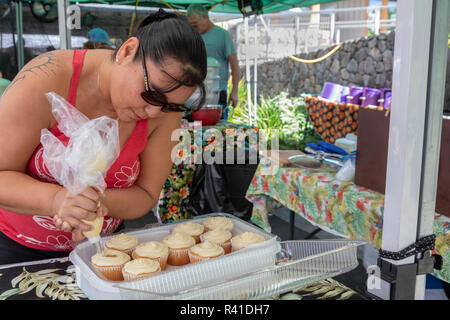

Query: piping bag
[[40, 92, 120, 253]]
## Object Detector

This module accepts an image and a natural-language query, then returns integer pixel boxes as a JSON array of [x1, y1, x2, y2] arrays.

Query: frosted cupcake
[[172, 222, 205, 243], [200, 229, 232, 254], [231, 232, 266, 252], [132, 241, 169, 270], [202, 216, 233, 232], [188, 241, 225, 263], [91, 249, 131, 281], [122, 258, 161, 281], [163, 233, 196, 266], [104, 233, 139, 257]]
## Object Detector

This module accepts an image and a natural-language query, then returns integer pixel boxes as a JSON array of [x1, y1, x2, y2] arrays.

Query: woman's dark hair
[[115, 9, 207, 110]]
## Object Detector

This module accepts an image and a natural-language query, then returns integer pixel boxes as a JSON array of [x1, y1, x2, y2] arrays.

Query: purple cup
[[346, 86, 364, 105], [384, 91, 392, 109], [320, 82, 344, 102], [340, 86, 350, 103], [361, 87, 382, 107], [378, 88, 392, 109]]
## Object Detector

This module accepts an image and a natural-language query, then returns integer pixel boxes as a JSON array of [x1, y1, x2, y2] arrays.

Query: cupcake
[[122, 258, 161, 281], [91, 249, 131, 281], [132, 241, 169, 270], [163, 232, 196, 266], [172, 222, 205, 243], [231, 232, 266, 252], [200, 229, 232, 254], [104, 233, 138, 257], [202, 216, 233, 232], [188, 241, 225, 263]]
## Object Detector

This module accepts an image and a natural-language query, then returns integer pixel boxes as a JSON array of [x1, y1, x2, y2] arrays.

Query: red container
[[192, 104, 222, 126]]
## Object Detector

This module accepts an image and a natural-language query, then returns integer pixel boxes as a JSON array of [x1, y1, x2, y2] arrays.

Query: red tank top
[[0, 50, 149, 251]]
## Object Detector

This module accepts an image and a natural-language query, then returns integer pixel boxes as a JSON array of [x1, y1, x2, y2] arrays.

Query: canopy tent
[[66, 0, 340, 15]]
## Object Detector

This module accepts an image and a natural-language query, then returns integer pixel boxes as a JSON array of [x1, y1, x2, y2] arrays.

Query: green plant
[[228, 79, 321, 150]]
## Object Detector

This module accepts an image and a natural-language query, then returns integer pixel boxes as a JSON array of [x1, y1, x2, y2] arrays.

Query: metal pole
[[236, 22, 241, 65], [368, 0, 441, 300], [244, 16, 252, 126], [14, 0, 24, 70], [414, 0, 449, 300], [294, 15, 299, 54], [330, 12, 335, 44], [58, 0, 71, 49], [374, 8, 381, 35], [253, 16, 258, 125]]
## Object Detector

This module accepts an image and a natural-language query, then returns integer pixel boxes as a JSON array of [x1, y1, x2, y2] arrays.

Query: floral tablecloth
[[157, 120, 257, 224], [246, 158, 450, 283]]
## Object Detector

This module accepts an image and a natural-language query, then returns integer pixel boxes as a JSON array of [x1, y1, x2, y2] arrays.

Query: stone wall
[[251, 31, 396, 98]]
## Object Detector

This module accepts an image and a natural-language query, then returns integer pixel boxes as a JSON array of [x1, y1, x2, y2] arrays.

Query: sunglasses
[[139, 45, 187, 113]]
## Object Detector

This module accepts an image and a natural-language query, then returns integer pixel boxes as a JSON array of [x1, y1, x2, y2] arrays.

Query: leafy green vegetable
[[228, 79, 321, 151]]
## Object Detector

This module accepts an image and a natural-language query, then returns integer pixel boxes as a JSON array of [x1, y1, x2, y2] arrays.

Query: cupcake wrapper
[[167, 247, 191, 266], [222, 241, 232, 254], [193, 234, 202, 244], [122, 268, 161, 281], [93, 264, 125, 281], [132, 251, 169, 271]]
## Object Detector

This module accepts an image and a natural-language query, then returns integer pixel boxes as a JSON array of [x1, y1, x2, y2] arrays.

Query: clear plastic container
[[69, 213, 280, 300], [115, 239, 366, 300]]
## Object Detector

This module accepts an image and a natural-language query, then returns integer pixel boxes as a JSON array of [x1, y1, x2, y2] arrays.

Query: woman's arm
[[0, 53, 99, 229], [0, 61, 60, 216], [102, 112, 182, 220]]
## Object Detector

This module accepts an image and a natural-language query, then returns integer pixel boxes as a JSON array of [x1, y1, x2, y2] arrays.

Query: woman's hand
[[51, 187, 107, 236]]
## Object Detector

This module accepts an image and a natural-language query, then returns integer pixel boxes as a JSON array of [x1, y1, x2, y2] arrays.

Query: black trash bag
[[187, 162, 259, 221]]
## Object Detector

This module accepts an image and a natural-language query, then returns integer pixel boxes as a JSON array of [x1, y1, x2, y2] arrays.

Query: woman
[[0, 9, 206, 265]]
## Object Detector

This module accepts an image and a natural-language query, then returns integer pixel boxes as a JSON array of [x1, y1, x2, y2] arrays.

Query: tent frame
[[367, 0, 449, 300]]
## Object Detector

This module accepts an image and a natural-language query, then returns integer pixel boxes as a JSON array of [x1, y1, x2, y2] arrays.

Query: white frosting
[[82, 216, 104, 239], [134, 241, 169, 258], [163, 232, 195, 249], [190, 241, 224, 258], [91, 249, 130, 267], [232, 232, 265, 248], [202, 217, 233, 231], [123, 259, 160, 275], [172, 222, 204, 236], [201, 229, 232, 244], [105, 233, 138, 251]]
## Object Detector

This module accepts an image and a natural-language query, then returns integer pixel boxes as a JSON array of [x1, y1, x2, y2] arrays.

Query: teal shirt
[[201, 25, 236, 91]]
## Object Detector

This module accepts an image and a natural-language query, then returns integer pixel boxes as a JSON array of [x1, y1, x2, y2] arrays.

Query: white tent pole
[[414, 0, 449, 299], [244, 16, 252, 126], [57, 0, 71, 49], [368, 0, 448, 300]]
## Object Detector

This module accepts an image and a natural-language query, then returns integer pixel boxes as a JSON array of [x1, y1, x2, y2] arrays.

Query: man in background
[[187, 4, 240, 120]]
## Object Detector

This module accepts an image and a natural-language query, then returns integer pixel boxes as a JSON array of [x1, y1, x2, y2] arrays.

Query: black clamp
[[376, 235, 443, 300]]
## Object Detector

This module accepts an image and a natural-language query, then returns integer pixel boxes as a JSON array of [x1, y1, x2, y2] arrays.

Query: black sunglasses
[[139, 45, 187, 113]]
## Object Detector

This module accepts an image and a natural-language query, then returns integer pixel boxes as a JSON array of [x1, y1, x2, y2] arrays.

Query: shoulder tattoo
[[4, 51, 60, 94]]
